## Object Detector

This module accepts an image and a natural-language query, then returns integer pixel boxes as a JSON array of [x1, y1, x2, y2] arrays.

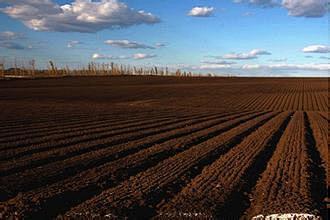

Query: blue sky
[[0, 0, 328, 76]]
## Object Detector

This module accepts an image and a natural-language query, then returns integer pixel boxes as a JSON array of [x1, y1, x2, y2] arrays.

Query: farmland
[[0, 76, 328, 219]]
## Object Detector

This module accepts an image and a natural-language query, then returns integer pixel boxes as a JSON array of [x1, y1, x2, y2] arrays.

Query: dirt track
[[0, 76, 328, 219]]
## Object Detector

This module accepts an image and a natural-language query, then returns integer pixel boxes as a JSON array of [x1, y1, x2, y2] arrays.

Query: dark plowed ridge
[[1, 112, 264, 217], [0, 110, 251, 197], [0, 113, 180, 147], [64, 112, 276, 219], [303, 112, 327, 218], [245, 112, 326, 218], [0, 76, 327, 219], [156, 112, 293, 218]]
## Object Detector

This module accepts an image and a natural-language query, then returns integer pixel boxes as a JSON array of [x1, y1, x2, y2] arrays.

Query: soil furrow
[[0, 113, 214, 174], [0, 111, 270, 219], [156, 111, 292, 218], [0, 111, 247, 197], [61, 112, 276, 219]]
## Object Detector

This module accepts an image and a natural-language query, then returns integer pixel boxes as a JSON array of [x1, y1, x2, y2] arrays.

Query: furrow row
[[63, 112, 276, 219]]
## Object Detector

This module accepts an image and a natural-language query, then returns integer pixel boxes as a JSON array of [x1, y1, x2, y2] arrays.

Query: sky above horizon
[[0, 0, 329, 76]]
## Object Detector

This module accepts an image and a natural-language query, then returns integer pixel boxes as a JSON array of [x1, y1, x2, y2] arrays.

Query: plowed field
[[0, 76, 328, 219]]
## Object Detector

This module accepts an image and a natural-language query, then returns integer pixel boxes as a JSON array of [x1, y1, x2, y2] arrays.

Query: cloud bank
[[0, 31, 23, 41], [282, 0, 329, 17], [234, 0, 329, 17], [104, 40, 155, 49], [0, 42, 25, 50], [242, 63, 330, 71], [0, 0, 160, 32], [0, 31, 26, 50], [92, 53, 130, 60], [222, 49, 271, 60], [133, 53, 157, 60], [202, 61, 237, 65], [234, 0, 279, 7], [92, 53, 156, 60], [302, 45, 330, 53]]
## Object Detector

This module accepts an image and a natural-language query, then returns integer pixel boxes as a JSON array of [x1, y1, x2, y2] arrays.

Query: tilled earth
[[0, 76, 328, 219]]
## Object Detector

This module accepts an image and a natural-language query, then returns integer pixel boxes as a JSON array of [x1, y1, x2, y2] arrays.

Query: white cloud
[[188, 7, 214, 17], [92, 53, 130, 60], [268, 58, 288, 62], [133, 53, 157, 60], [242, 63, 330, 71], [0, 31, 23, 41], [67, 40, 81, 48], [233, 0, 280, 7], [250, 49, 272, 55], [222, 53, 255, 60], [269, 63, 330, 71], [0, 0, 160, 32], [92, 53, 156, 60], [198, 64, 232, 69], [242, 12, 254, 16], [0, 41, 25, 50], [282, 0, 329, 17], [202, 60, 236, 65], [242, 64, 261, 69], [302, 45, 330, 53], [234, 0, 329, 17], [155, 43, 166, 48], [222, 49, 271, 60], [104, 40, 155, 49], [149, 61, 328, 77]]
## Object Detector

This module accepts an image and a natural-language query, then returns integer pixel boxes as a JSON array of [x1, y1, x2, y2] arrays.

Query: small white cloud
[[202, 60, 236, 65], [234, 0, 279, 7], [133, 53, 157, 60], [0, 0, 160, 33], [241, 63, 330, 71], [222, 53, 255, 60], [92, 52, 156, 60], [250, 49, 272, 55], [92, 53, 101, 59], [235, 0, 329, 17], [269, 63, 330, 71], [155, 43, 166, 48], [199, 64, 232, 69], [67, 40, 81, 48], [242, 64, 261, 69], [222, 49, 271, 60], [92, 53, 130, 60], [303, 45, 330, 53], [188, 7, 214, 17], [0, 31, 23, 41], [282, 0, 329, 17], [268, 58, 287, 62], [242, 12, 254, 16], [0, 41, 25, 50], [104, 40, 155, 49]]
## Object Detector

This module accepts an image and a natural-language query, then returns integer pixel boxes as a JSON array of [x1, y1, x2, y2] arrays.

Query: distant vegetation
[[0, 60, 218, 78]]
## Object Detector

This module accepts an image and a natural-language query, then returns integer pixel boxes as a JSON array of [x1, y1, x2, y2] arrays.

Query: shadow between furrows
[[103, 112, 276, 219], [214, 111, 294, 218], [1, 112, 245, 197], [304, 112, 327, 219], [0, 113, 213, 175], [25, 112, 269, 219]]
